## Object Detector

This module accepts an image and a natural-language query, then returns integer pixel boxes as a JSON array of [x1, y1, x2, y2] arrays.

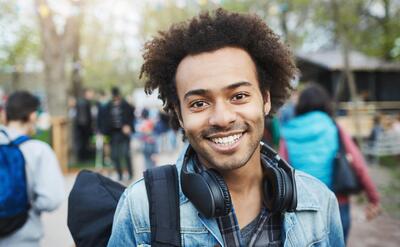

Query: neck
[[7, 121, 31, 135], [221, 146, 263, 195], [220, 146, 264, 228]]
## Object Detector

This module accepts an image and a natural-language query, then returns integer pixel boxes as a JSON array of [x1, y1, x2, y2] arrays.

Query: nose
[[208, 100, 236, 127]]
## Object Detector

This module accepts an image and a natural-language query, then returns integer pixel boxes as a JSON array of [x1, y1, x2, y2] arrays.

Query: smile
[[210, 133, 243, 146]]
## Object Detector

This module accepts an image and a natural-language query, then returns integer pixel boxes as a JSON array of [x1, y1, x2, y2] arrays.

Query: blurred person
[[101, 87, 134, 181], [280, 83, 380, 243], [74, 88, 94, 161], [368, 114, 384, 144], [153, 110, 168, 153], [95, 90, 109, 135], [0, 91, 64, 247], [108, 9, 344, 246], [367, 114, 385, 163], [138, 108, 157, 169], [166, 114, 179, 152], [94, 89, 110, 169], [277, 88, 299, 125], [262, 115, 280, 148], [154, 110, 179, 153], [392, 113, 400, 133]]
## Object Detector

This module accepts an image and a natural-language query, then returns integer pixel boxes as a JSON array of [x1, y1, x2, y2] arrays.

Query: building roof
[[296, 49, 400, 71]]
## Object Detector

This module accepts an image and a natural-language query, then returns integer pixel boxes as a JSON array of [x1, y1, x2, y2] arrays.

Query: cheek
[[237, 100, 266, 121], [181, 111, 207, 134]]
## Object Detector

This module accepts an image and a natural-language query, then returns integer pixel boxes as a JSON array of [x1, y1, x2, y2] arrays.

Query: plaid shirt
[[216, 207, 282, 247], [216, 155, 283, 247]]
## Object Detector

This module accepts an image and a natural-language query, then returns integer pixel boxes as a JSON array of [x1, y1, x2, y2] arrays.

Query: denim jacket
[[108, 145, 344, 247]]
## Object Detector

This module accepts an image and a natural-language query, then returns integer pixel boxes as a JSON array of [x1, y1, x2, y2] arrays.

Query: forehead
[[175, 47, 259, 96]]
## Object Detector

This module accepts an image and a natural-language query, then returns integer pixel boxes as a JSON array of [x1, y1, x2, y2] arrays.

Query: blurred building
[[297, 49, 400, 111]]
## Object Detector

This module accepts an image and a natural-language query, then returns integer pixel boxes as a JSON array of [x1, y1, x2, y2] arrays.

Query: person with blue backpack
[[0, 91, 64, 247]]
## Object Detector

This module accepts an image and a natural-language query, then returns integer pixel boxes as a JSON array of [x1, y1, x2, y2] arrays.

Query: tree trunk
[[35, 0, 82, 117], [43, 52, 68, 117], [70, 0, 84, 99], [342, 41, 362, 142], [11, 69, 21, 91], [331, 0, 362, 143]]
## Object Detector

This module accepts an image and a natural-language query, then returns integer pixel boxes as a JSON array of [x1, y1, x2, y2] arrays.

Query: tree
[[0, 1, 39, 91], [34, 0, 83, 117], [313, 0, 400, 61], [359, 0, 400, 60]]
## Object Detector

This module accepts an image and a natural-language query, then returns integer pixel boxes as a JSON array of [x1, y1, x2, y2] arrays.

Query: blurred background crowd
[[0, 0, 400, 246]]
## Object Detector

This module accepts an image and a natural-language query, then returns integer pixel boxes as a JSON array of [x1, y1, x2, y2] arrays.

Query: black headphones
[[180, 142, 297, 218]]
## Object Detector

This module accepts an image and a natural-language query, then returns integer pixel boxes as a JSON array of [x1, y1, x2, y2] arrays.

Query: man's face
[[175, 47, 271, 171]]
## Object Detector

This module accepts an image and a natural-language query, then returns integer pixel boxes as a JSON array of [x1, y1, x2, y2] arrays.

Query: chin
[[201, 147, 253, 171], [211, 159, 248, 171]]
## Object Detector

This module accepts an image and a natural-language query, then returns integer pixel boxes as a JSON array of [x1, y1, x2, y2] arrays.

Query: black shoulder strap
[[144, 165, 181, 247]]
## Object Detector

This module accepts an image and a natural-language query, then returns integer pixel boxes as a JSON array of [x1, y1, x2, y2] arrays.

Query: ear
[[28, 111, 38, 123], [263, 91, 271, 115]]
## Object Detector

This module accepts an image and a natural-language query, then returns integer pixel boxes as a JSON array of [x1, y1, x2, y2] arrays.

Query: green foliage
[[138, 1, 199, 42], [80, 0, 142, 93], [1, 0, 399, 95], [0, 1, 39, 71], [391, 38, 400, 59], [312, 0, 400, 61], [68, 160, 96, 169], [33, 129, 51, 144]]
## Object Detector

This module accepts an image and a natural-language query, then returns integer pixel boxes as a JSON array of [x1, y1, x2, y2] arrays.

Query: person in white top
[[392, 113, 400, 134], [0, 91, 65, 247]]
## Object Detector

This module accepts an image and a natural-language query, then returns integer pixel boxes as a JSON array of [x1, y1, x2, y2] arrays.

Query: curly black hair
[[141, 8, 297, 128]]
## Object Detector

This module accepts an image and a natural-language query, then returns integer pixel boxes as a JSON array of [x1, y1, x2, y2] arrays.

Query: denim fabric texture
[[107, 144, 345, 247]]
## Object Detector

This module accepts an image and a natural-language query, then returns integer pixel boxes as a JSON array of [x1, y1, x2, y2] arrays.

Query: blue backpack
[[0, 130, 30, 237]]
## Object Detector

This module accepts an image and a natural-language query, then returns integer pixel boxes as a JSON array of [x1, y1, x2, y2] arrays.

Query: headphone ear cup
[[204, 170, 232, 217], [280, 168, 294, 210], [263, 166, 285, 212]]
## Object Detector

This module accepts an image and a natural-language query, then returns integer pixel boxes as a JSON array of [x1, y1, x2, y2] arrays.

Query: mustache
[[201, 123, 248, 137]]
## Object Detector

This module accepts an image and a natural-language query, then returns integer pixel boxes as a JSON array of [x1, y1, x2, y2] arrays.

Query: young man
[[108, 9, 344, 246], [101, 87, 134, 181], [0, 91, 64, 247], [74, 88, 94, 161]]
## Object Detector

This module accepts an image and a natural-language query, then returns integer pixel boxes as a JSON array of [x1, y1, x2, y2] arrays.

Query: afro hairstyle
[[141, 8, 297, 128]]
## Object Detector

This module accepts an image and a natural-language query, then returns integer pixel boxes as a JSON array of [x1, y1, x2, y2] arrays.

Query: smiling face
[[175, 47, 271, 171]]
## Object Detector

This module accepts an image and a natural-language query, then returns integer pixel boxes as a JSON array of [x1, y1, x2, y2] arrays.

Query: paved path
[[41, 147, 400, 247], [347, 166, 400, 247], [348, 201, 400, 247]]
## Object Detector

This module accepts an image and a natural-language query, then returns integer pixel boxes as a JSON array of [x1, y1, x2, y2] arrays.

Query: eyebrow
[[183, 81, 252, 101]]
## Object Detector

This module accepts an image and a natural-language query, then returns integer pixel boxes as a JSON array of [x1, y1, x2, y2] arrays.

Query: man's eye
[[232, 93, 248, 101], [190, 101, 208, 109]]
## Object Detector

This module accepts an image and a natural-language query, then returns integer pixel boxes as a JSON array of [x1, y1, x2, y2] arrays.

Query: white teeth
[[210, 133, 242, 145]]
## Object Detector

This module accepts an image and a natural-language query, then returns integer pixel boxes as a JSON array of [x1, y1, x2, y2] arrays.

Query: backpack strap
[[144, 165, 181, 247], [12, 136, 30, 146], [0, 129, 30, 146]]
